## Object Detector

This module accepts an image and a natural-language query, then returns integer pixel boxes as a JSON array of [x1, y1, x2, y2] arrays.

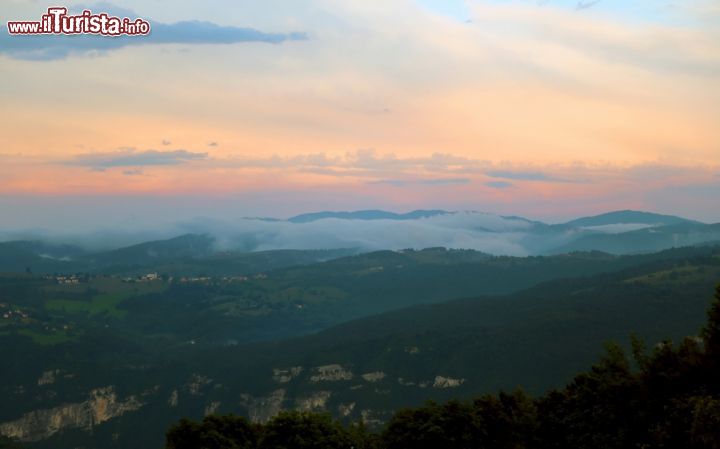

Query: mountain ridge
[[563, 210, 701, 227], [1, 210, 718, 273], [287, 209, 450, 223]]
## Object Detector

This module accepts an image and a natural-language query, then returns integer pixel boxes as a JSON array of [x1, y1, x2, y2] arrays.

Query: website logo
[[7, 7, 151, 36]]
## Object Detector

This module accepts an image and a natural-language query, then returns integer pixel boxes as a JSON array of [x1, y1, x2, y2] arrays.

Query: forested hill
[[161, 284, 720, 449], [1, 246, 719, 449]]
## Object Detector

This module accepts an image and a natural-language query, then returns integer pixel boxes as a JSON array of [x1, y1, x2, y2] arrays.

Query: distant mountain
[[551, 222, 720, 255], [563, 210, 699, 228], [499, 215, 547, 226], [2, 210, 718, 266], [286, 209, 699, 227], [0, 241, 87, 273], [288, 209, 449, 223], [0, 234, 360, 276], [86, 234, 216, 266]]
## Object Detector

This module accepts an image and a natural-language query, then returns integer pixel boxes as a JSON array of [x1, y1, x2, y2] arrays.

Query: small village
[[0, 303, 30, 321], [42, 272, 269, 286]]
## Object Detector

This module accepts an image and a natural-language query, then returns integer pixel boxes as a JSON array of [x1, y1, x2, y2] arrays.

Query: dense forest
[[162, 284, 720, 449]]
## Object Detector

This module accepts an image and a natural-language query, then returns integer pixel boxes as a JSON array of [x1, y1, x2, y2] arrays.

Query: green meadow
[[44, 277, 168, 318], [18, 328, 77, 346], [46, 293, 129, 318]]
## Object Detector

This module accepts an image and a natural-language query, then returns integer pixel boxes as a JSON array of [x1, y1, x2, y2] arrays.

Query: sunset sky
[[1, 0, 719, 227]]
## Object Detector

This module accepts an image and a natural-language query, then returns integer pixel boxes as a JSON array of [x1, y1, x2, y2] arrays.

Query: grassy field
[[46, 293, 129, 318], [624, 264, 720, 285], [18, 328, 77, 345], [44, 277, 168, 318]]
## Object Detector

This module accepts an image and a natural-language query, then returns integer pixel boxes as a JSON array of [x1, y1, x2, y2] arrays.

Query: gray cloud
[[370, 178, 471, 187], [576, 0, 602, 11], [415, 178, 471, 186], [149, 21, 306, 47], [1, 3, 307, 60], [486, 170, 569, 183], [67, 149, 207, 169], [486, 181, 514, 189]]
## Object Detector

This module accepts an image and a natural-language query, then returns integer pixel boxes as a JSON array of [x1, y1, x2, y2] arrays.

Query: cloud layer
[[0, 211, 550, 255], [3, 208, 717, 257], [67, 149, 208, 169]]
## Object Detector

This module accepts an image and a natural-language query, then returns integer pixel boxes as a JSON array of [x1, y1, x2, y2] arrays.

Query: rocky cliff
[[0, 386, 143, 442]]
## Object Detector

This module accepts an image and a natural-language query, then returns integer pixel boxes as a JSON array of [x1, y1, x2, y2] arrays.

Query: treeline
[[165, 285, 720, 449]]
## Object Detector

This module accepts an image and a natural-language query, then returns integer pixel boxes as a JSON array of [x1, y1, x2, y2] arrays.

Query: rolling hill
[[1, 245, 719, 448], [1, 211, 718, 265], [563, 210, 699, 227], [287, 210, 449, 223]]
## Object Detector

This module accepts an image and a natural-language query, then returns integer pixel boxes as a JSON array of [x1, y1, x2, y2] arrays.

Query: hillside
[[563, 210, 699, 227], [2, 247, 713, 348], [1, 246, 718, 448], [551, 223, 720, 255], [161, 284, 720, 449], [287, 210, 449, 223], [0, 237, 359, 277]]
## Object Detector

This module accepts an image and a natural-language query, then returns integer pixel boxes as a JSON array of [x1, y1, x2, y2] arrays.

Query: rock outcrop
[[272, 366, 303, 384], [239, 389, 286, 423], [310, 364, 353, 382], [36, 370, 60, 386], [361, 371, 386, 382], [0, 386, 143, 442], [295, 391, 331, 411], [432, 376, 465, 389]]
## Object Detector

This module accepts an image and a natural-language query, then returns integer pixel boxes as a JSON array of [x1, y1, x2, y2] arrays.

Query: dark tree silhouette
[[258, 411, 354, 449], [166, 415, 258, 449]]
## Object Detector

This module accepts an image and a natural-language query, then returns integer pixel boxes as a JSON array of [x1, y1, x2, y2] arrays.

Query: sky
[[1, 0, 719, 229]]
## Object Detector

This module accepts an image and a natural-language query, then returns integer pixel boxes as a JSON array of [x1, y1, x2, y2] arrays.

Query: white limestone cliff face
[[204, 401, 221, 416], [310, 364, 353, 382], [338, 402, 356, 417], [37, 370, 60, 386], [0, 386, 143, 442], [361, 371, 386, 383], [168, 390, 179, 407], [239, 389, 286, 423], [187, 374, 213, 395], [272, 366, 303, 384], [432, 376, 465, 389], [295, 391, 332, 412]]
